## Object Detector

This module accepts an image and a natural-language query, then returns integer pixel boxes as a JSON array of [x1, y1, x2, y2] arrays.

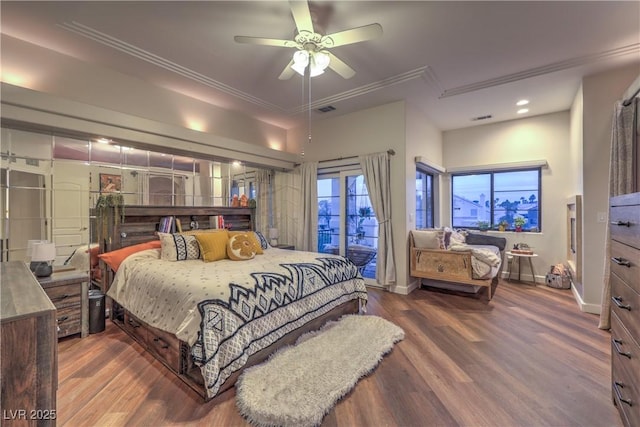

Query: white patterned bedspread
[[107, 247, 368, 398]]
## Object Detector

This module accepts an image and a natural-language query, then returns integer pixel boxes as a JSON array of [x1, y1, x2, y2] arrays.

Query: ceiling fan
[[234, 1, 383, 80]]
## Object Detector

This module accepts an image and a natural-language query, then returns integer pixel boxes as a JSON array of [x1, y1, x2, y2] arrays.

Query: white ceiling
[[1, 1, 639, 132]]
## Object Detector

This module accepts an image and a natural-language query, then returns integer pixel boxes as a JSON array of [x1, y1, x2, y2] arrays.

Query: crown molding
[[440, 43, 640, 98]]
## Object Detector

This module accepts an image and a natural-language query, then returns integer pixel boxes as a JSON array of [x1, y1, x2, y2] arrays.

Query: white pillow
[[412, 229, 444, 249], [158, 232, 201, 261]]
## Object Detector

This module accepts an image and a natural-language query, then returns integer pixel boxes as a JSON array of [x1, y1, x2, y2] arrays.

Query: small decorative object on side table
[[37, 267, 90, 338]]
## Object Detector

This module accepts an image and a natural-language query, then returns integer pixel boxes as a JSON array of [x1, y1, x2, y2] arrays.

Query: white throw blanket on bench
[[449, 243, 502, 279]]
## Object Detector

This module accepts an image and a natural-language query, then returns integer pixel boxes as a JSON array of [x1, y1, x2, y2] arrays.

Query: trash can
[[88, 289, 106, 333]]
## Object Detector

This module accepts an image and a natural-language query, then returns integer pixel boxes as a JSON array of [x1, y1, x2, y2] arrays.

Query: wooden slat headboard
[[97, 205, 254, 291]]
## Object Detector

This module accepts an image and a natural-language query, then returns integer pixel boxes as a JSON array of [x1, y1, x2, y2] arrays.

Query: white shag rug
[[236, 314, 404, 427]]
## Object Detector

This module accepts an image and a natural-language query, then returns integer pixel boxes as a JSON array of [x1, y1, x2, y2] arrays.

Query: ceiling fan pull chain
[[308, 70, 312, 144]]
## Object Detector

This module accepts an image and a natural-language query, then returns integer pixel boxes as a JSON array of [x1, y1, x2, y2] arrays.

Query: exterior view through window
[[451, 168, 541, 231], [317, 174, 378, 280]]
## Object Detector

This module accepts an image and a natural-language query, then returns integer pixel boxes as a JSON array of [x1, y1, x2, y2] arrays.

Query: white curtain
[[359, 152, 396, 286], [296, 162, 318, 252], [273, 170, 301, 248], [599, 98, 637, 329], [254, 169, 272, 233]]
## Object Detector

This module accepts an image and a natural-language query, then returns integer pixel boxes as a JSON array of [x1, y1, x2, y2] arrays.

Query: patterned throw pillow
[[194, 231, 230, 262], [254, 231, 270, 250], [227, 233, 257, 261], [228, 231, 264, 254], [158, 233, 201, 261]]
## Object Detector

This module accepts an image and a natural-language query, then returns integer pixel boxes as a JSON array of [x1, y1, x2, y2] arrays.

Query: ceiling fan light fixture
[[291, 50, 330, 77]]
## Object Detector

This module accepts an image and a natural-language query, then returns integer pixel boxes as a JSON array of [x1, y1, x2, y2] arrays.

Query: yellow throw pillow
[[180, 228, 227, 236], [228, 231, 263, 254], [227, 233, 256, 261], [194, 231, 230, 262]]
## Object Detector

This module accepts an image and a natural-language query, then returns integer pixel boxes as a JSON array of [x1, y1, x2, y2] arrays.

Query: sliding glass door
[[318, 171, 378, 283]]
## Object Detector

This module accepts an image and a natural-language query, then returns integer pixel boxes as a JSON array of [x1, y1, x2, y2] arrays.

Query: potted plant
[[498, 220, 509, 232], [514, 216, 526, 232], [476, 220, 490, 231]]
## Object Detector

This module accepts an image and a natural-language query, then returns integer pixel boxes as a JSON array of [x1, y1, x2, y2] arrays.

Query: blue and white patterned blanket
[[108, 248, 367, 398]]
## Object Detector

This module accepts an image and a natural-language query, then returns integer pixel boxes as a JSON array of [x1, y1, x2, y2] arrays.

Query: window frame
[[451, 167, 542, 232], [416, 168, 435, 229]]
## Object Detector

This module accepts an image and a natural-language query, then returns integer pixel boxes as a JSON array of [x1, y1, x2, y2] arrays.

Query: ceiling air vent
[[317, 105, 336, 113], [471, 114, 492, 121]]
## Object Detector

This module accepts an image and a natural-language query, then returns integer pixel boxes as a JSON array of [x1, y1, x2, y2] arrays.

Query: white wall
[[581, 64, 639, 308], [443, 112, 572, 283], [405, 102, 444, 291]]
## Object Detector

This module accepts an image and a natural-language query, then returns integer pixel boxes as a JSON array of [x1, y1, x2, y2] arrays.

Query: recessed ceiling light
[[516, 99, 529, 106], [517, 108, 529, 114], [96, 138, 110, 144]]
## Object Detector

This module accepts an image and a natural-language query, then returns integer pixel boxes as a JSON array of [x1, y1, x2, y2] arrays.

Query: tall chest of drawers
[[610, 192, 640, 427]]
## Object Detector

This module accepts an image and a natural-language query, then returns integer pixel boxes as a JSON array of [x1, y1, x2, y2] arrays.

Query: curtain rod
[[623, 86, 640, 106], [317, 149, 396, 164]]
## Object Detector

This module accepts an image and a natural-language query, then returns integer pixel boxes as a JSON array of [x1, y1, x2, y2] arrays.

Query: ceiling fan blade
[[327, 52, 356, 79], [289, 0, 314, 34], [278, 59, 296, 80], [321, 23, 383, 48], [234, 35, 297, 48]]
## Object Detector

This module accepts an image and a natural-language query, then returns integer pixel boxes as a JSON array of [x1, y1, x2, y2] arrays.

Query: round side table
[[505, 251, 539, 284]]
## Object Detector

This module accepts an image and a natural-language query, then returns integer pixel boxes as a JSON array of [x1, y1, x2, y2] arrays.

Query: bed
[[98, 206, 367, 401], [409, 229, 506, 300]]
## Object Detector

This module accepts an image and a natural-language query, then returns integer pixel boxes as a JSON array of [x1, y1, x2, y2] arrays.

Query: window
[[451, 168, 541, 231], [317, 172, 378, 282], [416, 170, 434, 228]]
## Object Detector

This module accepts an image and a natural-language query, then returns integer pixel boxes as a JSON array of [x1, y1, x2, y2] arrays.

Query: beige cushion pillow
[[412, 229, 444, 249], [194, 231, 230, 262], [227, 233, 257, 261]]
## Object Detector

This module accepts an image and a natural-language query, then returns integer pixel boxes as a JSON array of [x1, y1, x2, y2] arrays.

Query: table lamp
[[30, 242, 56, 277], [269, 228, 279, 247]]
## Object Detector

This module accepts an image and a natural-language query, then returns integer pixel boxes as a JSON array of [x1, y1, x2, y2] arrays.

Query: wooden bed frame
[[97, 205, 360, 401], [409, 232, 504, 300]]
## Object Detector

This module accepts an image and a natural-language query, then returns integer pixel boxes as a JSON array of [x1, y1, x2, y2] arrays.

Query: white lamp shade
[[268, 228, 279, 239], [31, 242, 56, 262], [27, 240, 48, 257], [291, 50, 330, 77]]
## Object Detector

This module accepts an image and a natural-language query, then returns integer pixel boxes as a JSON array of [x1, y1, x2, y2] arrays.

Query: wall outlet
[[597, 212, 607, 223]]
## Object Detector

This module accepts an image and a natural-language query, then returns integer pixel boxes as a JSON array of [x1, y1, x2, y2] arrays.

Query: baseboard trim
[[390, 278, 419, 295], [570, 283, 601, 314]]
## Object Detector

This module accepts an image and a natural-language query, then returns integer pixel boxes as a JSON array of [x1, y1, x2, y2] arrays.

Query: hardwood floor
[[57, 280, 622, 427]]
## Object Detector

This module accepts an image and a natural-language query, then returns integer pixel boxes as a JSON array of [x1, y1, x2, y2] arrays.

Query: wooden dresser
[[37, 268, 89, 338], [610, 192, 640, 427], [1, 262, 58, 426]]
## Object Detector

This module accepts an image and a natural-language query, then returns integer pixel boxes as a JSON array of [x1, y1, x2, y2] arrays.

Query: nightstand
[[274, 244, 295, 250], [37, 268, 89, 338]]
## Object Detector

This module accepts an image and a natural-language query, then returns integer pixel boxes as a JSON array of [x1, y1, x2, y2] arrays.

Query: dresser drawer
[[611, 314, 640, 427], [610, 202, 640, 250], [56, 304, 82, 338], [611, 273, 640, 343], [45, 283, 82, 310], [146, 323, 181, 373], [611, 240, 640, 295]]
